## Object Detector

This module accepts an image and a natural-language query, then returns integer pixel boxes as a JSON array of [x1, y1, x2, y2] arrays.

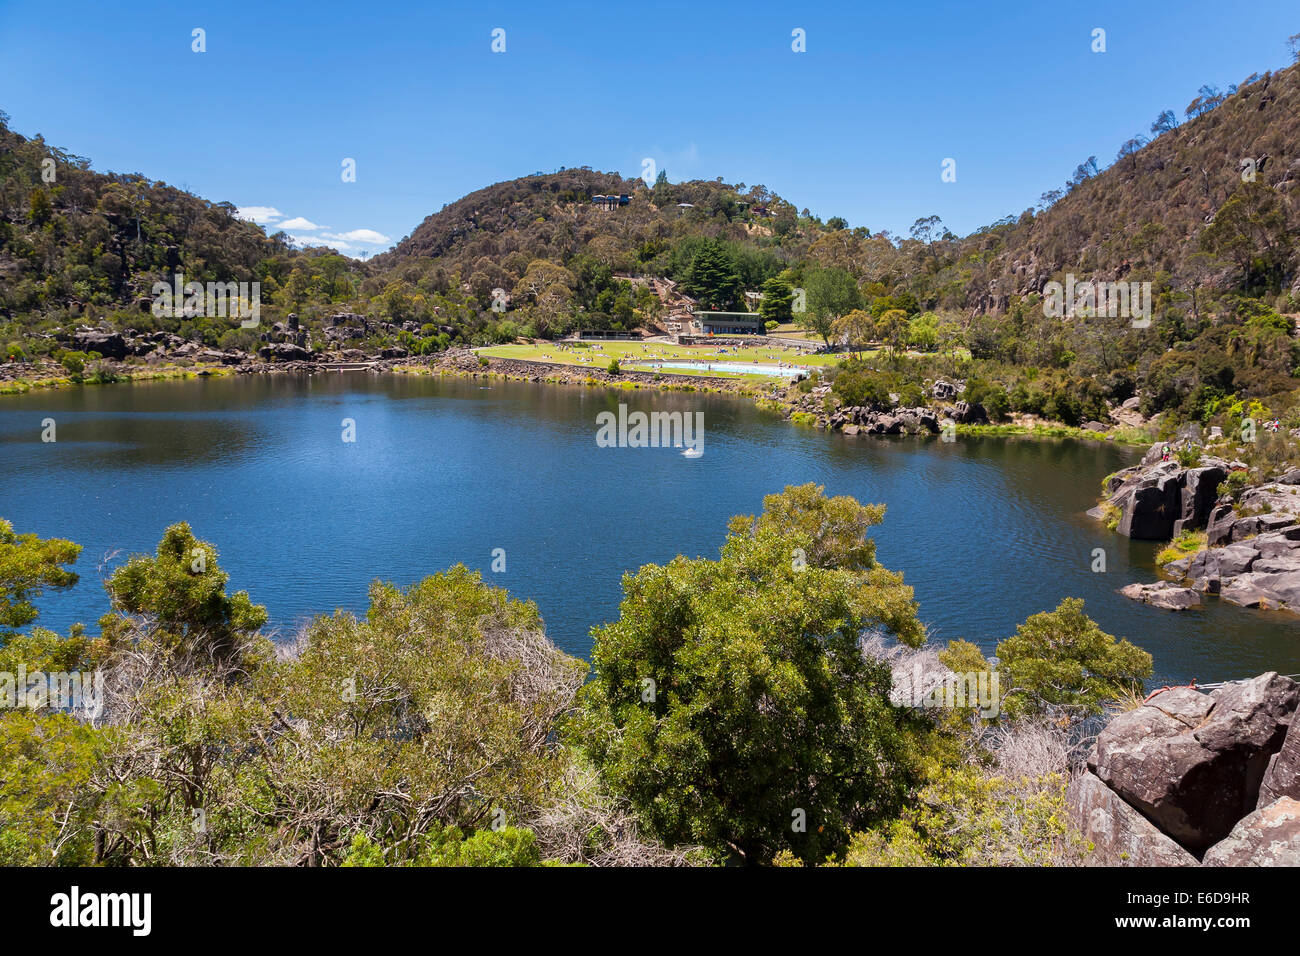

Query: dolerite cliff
[[1068, 673, 1300, 866], [1100, 441, 1229, 541]]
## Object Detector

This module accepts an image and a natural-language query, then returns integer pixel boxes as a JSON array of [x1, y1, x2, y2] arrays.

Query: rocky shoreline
[[1, 345, 767, 394], [1097, 436, 1300, 616], [5, 327, 1146, 448]]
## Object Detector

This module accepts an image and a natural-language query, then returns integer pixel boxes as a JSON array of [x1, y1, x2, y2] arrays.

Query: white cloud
[[251, 215, 391, 259], [322, 228, 391, 246], [235, 205, 283, 224], [286, 234, 335, 249]]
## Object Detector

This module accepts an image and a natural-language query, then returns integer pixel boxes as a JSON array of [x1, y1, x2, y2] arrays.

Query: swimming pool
[[628, 361, 809, 378]]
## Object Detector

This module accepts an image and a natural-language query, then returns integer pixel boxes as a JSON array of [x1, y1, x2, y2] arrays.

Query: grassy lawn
[[768, 323, 820, 340], [477, 340, 845, 378]]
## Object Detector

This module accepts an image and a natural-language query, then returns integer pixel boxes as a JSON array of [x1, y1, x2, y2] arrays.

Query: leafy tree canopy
[[574, 484, 924, 864]]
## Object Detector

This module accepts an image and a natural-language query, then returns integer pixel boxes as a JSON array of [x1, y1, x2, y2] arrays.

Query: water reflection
[[3, 372, 1298, 685]]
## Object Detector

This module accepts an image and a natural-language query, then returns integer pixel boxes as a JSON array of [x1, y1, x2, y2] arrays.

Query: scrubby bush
[[833, 367, 893, 408], [1218, 469, 1250, 502]]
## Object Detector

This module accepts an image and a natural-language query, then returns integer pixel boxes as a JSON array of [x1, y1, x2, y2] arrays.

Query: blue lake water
[[3, 372, 1299, 685]]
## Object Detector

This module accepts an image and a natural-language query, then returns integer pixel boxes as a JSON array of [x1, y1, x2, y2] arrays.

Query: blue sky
[[1, 0, 1296, 257]]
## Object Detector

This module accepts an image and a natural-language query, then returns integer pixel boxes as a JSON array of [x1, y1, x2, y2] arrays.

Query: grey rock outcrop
[[69, 328, 128, 360], [1071, 673, 1300, 865], [1169, 528, 1300, 613], [1088, 675, 1299, 854], [1119, 581, 1201, 611], [829, 405, 938, 436], [949, 400, 987, 425], [258, 343, 315, 363], [1175, 466, 1230, 536], [930, 379, 960, 400]]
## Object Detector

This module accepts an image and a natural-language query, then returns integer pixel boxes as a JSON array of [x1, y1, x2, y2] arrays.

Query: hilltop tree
[[1150, 109, 1180, 137], [909, 215, 943, 244], [1067, 156, 1099, 189], [1116, 135, 1148, 170], [651, 168, 670, 204], [1037, 189, 1064, 211], [1185, 84, 1226, 119]]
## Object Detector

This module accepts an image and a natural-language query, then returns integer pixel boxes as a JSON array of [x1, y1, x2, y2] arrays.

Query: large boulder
[[1252, 554, 1300, 574], [894, 407, 939, 434], [1211, 543, 1260, 578], [1259, 714, 1300, 807], [1220, 570, 1300, 609], [1067, 772, 1198, 866], [1251, 571, 1300, 606], [1202, 797, 1300, 866], [930, 379, 960, 400], [1140, 440, 1169, 466], [1220, 575, 1277, 608], [257, 343, 314, 363], [949, 401, 987, 424], [1252, 529, 1300, 557], [1119, 581, 1201, 611], [70, 329, 128, 360], [1089, 675, 1300, 854]]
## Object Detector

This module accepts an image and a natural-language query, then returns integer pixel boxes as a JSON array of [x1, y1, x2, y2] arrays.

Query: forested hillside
[[2, 50, 1299, 432], [0, 111, 282, 316], [951, 63, 1300, 311], [375, 59, 1300, 323]]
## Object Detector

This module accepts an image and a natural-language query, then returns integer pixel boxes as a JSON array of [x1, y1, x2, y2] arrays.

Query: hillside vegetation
[[2, 46, 1299, 441], [0, 487, 1146, 866]]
